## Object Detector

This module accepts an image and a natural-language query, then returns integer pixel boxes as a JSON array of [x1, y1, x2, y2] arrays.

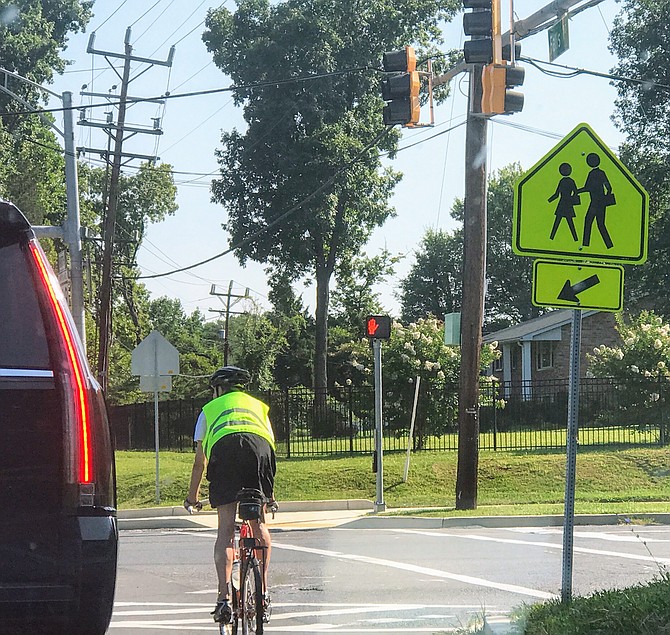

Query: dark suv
[[0, 200, 117, 634]]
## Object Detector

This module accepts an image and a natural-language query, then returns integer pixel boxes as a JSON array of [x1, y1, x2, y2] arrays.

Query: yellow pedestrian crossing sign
[[532, 260, 624, 312], [513, 123, 648, 264]]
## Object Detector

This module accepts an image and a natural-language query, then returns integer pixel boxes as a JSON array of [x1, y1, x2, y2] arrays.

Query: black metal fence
[[107, 376, 670, 456]]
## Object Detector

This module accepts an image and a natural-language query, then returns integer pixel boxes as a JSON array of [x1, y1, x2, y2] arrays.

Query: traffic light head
[[365, 315, 392, 340], [382, 46, 416, 73], [380, 46, 420, 127], [481, 63, 525, 115], [463, 0, 497, 65]]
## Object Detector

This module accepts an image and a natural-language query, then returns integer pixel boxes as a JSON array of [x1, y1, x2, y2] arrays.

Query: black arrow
[[558, 274, 601, 303]]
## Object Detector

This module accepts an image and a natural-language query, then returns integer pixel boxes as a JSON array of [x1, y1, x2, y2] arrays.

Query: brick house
[[483, 310, 620, 398]]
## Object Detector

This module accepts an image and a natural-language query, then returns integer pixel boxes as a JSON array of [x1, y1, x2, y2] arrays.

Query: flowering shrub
[[588, 311, 670, 378], [338, 317, 499, 442], [588, 311, 670, 428]]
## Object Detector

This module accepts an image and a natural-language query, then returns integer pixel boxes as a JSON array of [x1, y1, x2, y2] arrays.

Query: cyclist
[[185, 366, 276, 625]]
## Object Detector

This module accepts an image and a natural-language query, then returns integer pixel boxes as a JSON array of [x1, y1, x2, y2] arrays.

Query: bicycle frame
[[224, 514, 267, 634]]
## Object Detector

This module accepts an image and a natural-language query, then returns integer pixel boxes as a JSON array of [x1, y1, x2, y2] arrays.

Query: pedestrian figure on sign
[[578, 152, 615, 249], [548, 162, 580, 241]]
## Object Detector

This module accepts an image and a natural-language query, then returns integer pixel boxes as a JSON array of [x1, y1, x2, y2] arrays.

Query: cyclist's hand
[[268, 498, 279, 519], [184, 498, 203, 514]]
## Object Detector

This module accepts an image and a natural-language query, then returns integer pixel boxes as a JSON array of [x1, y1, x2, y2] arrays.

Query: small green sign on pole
[[548, 15, 569, 62]]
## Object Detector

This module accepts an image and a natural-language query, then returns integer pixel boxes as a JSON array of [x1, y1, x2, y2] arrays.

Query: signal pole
[[81, 27, 174, 391], [456, 64, 487, 510]]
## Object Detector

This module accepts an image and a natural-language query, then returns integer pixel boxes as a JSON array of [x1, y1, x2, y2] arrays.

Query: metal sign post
[[561, 309, 582, 602], [131, 331, 180, 505], [373, 339, 386, 512]]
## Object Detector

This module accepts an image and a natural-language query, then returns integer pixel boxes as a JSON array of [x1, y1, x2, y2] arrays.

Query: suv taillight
[[28, 242, 93, 486]]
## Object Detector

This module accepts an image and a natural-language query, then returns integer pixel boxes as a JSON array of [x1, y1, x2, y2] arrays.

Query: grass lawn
[[116, 445, 670, 514]]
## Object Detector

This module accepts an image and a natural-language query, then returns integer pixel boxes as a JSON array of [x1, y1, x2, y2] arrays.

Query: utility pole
[[82, 28, 174, 391], [444, 0, 601, 510], [209, 282, 250, 365]]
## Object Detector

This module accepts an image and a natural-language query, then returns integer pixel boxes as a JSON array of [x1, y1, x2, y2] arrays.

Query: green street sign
[[513, 123, 649, 264], [532, 260, 624, 312], [548, 15, 569, 62]]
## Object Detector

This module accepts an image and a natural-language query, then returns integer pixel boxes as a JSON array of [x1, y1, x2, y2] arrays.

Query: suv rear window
[[0, 242, 50, 370]]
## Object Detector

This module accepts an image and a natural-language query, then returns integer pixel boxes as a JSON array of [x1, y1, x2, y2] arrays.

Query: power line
[[126, 126, 394, 281], [90, 0, 130, 32], [0, 66, 378, 118], [523, 56, 670, 92]]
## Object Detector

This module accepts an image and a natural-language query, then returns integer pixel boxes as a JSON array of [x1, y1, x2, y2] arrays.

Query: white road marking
[[388, 529, 670, 566], [109, 601, 494, 632], [271, 541, 555, 599], [509, 527, 670, 543]]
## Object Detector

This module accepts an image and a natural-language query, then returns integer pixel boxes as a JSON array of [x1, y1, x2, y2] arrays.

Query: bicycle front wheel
[[240, 557, 263, 635]]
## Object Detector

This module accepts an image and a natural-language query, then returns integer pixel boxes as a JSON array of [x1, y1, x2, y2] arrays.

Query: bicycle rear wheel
[[240, 557, 263, 634]]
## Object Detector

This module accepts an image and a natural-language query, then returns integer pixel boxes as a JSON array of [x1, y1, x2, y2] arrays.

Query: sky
[[46, 0, 623, 323]]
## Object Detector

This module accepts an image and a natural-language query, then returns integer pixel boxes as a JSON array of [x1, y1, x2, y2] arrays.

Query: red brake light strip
[[29, 243, 92, 483]]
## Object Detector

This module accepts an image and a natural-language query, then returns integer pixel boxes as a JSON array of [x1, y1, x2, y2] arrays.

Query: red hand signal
[[366, 318, 379, 336]]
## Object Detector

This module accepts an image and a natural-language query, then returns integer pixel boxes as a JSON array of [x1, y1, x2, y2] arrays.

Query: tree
[[609, 1, 670, 315], [399, 165, 540, 331], [0, 0, 92, 93], [0, 0, 93, 224], [480, 163, 541, 331], [203, 0, 460, 390], [331, 250, 399, 336], [399, 229, 461, 324], [267, 271, 314, 388]]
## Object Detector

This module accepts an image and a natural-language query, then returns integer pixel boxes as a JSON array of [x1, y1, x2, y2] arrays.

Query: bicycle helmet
[[209, 366, 250, 390]]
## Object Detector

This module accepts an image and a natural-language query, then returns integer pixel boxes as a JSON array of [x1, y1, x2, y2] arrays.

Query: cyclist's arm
[[187, 440, 206, 505]]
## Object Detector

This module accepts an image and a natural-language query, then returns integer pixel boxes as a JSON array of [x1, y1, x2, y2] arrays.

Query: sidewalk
[[117, 501, 670, 531], [118, 499, 376, 531]]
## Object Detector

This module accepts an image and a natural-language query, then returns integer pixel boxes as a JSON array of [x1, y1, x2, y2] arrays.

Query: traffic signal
[[481, 62, 525, 115], [365, 315, 392, 340], [463, 0, 498, 64], [381, 46, 420, 127]]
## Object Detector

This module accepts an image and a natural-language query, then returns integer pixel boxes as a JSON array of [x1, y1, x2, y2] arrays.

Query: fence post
[[284, 386, 291, 459], [659, 370, 665, 446], [493, 380, 498, 452], [348, 383, 354, 455]]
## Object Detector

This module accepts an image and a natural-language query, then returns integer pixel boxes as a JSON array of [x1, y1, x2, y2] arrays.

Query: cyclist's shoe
[[263, 592, 272, 623], [212, 600, 232, 624]]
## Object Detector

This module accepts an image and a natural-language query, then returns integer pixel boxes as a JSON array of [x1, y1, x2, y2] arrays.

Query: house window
[[493, 355, 503, 372], [536, 341, 554, 370]]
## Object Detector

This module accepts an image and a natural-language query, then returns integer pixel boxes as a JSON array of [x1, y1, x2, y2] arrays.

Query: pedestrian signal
[[365, 315, 392, 340]]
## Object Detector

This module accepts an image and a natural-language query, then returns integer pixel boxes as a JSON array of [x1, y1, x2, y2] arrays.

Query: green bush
[[517, 574, 670, 634]]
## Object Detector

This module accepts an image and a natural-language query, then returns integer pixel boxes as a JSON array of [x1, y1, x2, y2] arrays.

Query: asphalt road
[[109, 521, 670, 633]]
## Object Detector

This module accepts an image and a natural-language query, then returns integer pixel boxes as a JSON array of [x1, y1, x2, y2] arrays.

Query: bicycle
[[221, 488, 276, 635]]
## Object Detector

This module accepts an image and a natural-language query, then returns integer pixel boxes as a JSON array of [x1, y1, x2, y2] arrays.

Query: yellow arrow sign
[[514, 123, 648, 264], [532, 260, 624, 311]]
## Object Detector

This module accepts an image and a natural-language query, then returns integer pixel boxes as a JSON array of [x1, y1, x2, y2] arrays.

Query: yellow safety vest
[[201, 391, 275, 459]]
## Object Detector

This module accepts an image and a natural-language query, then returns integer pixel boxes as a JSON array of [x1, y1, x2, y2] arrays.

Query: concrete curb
[[346, 512, 670, 530], [117, 502, 670, 531]]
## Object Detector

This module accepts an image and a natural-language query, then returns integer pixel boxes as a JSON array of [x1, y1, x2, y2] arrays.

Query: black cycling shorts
[[206, 432, 276, 508]]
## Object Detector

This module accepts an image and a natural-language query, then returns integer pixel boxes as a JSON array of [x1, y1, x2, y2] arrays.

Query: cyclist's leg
[[250, 517, 271, 590], [215, 502, 237, 602]]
